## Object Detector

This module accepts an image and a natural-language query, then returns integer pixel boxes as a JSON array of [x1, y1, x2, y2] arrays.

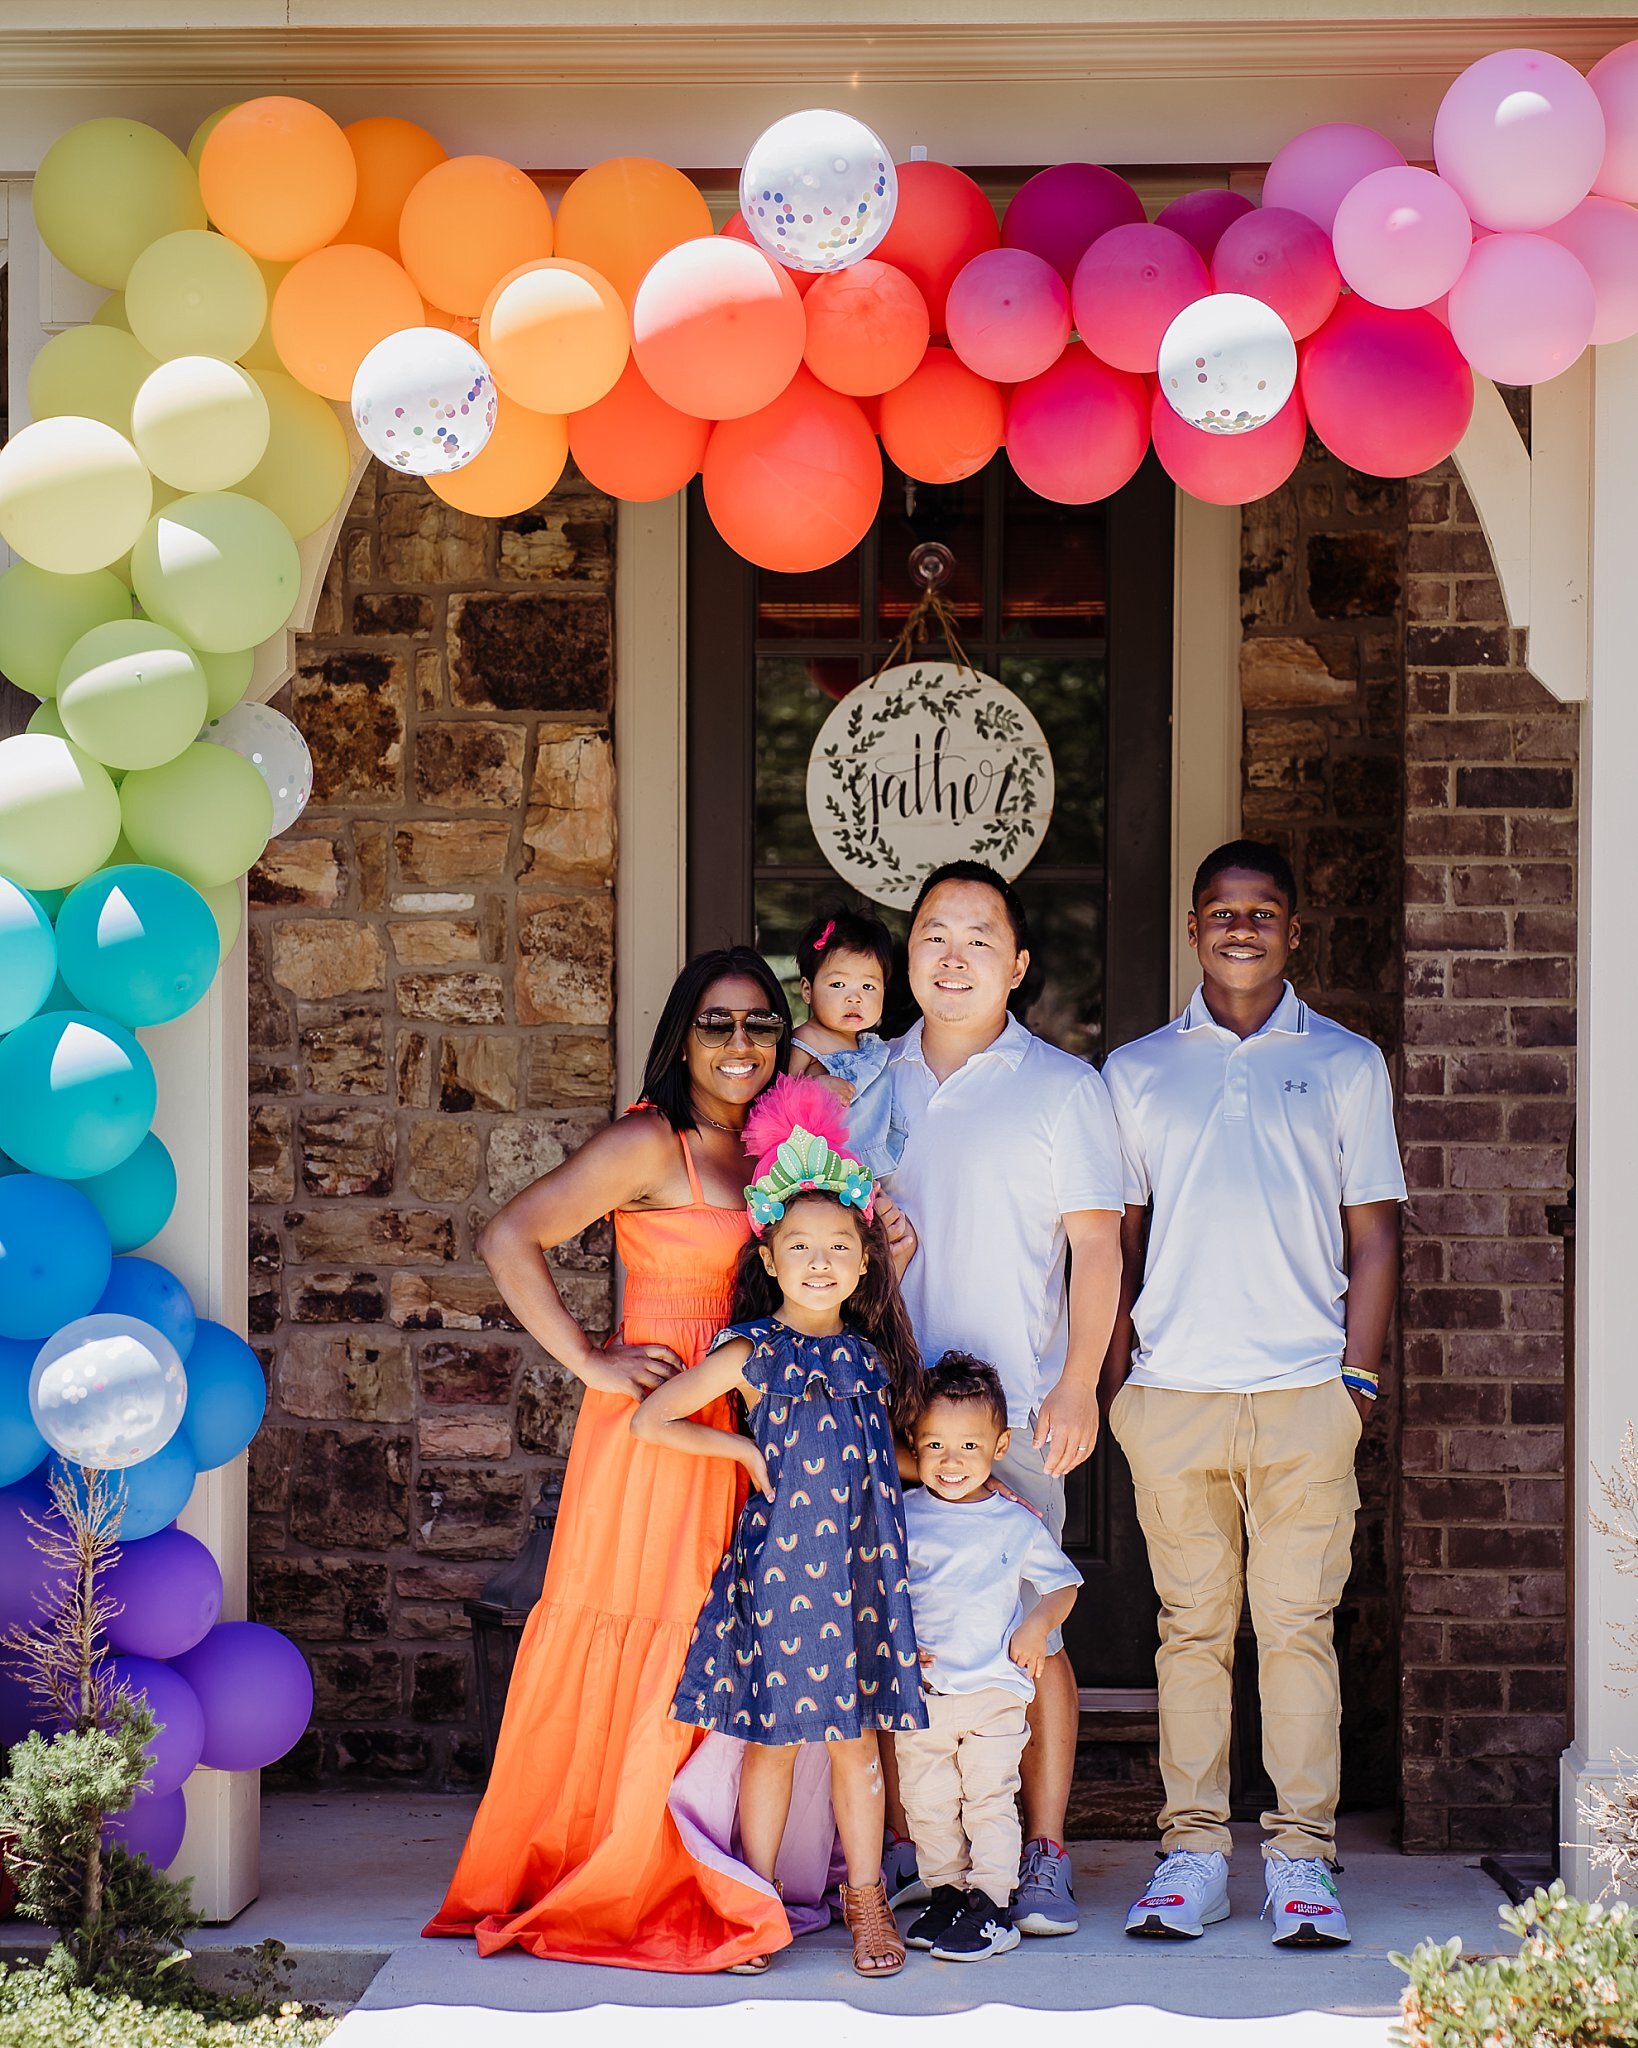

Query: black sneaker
[[929, 1889, 1020, 1961], [906, 1885, 968, 1950]]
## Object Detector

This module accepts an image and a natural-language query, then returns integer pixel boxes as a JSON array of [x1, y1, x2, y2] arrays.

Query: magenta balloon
[[1150, 384, 1307, 507], [1155, 189, 1256, 261], [944, 247, 1071, 383], [1001, 163, 1146, 284], [1590, 41, 1638, 204], [1006, 348, 1150, 505], [1448, 232, 1595, 386], [1301, 296, 1474, 478], [110, 1652, 204, 1800], [1434, 48, 1605, 232], [171, 1620, 313, 1772], [1333, 167, 1473, 311], [1544, 196, 1638, 345], [1211, 207, 1340, 341], [1261, 122, 1406, 233], [1073, 223, 1210, 374], [104, 1526, 224, 1660], [104, 1785, 186, 1869]]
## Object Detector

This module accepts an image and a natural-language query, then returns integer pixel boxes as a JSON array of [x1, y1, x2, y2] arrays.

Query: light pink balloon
[[1073, 223, 1210, 374], [1590, 40, 1638, 204], [1543, 195, 1638, 344], [1261, 123, 1406, 233], [1333, 166, 1473, 310], [1211, 207, 1340, 340], [1155, 189, 1256, 261], [1001, 164, 1146, 285], [1434, 48, 1606, 231], [1448, 232, 1596, 385], [945, 247, 1071, 383]]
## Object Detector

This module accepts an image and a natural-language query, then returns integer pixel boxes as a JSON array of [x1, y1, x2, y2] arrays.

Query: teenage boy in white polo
[[1101, 840, 1403, 1949], [881, 861, 1124, 1936]]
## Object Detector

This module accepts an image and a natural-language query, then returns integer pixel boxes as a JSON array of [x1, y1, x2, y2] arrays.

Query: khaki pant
[[894, 1686, 1030, 1903], [1108, 1378, 1362, 1861]]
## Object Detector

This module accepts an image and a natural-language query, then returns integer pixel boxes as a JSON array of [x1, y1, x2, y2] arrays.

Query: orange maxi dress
[[424, 1128, 788, 1970]]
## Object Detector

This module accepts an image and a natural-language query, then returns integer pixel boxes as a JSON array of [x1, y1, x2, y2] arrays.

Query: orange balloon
[[424, 305, 479, 343], [399, 156, 554, 319], [272, 245, 425, 400], [555, 157, 713, 309], [803, 261, 931, 397], [199, 96, 359, 261], [633, 238, 805, 421], [430, 399, 569, 518], [876, 161, 1001, 337], [569, 357, 711, 502], [721, 211, 817, 298], [480, 259, 630, 414], [704, 366, 881, 572], [341, 117, 447, 257], [878, 345, 1004, 483]]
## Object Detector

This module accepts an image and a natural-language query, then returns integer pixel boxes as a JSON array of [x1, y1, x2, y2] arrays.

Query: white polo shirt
[[885, 1015, 1125, 1427], [1101, 982, 1406, 1395]]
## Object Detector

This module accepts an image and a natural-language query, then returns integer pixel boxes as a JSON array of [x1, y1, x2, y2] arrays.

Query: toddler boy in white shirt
[[897, 1354, 1082, 1962]]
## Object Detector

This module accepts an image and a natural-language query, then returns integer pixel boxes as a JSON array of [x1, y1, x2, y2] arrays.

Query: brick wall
[[247, 466, 614, 1787]]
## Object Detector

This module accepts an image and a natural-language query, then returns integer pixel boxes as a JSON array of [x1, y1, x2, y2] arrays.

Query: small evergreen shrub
[[0, 1962, 334, 2046]]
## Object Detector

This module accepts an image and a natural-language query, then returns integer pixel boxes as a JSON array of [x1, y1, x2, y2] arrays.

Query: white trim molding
[[1171, 495, 1242, 1008]]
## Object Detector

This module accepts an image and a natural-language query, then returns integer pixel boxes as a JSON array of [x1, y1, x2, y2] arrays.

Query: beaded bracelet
[[1342, 1367, 1381, 1401]]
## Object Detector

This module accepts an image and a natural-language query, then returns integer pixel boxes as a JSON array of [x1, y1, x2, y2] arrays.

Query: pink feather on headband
[[741, 1073, 858, 1181]]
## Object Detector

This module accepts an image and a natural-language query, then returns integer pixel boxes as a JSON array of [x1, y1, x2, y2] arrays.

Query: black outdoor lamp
[[466, 1468, 562, 1766]]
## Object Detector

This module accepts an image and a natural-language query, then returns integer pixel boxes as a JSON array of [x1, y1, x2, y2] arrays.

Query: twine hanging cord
[[876, 565, 976, 683]]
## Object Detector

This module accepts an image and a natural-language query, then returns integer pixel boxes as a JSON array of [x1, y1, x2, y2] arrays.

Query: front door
[[686, 451, 1174, 1691]]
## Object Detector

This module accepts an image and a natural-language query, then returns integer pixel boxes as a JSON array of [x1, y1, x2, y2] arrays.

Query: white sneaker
[[1124, 1848, 1230, 1939], [1262, 1851, 1350, 1947]]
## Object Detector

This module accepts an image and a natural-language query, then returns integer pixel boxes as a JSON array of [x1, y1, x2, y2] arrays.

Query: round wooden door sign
[[806, 662, 1055, 908]]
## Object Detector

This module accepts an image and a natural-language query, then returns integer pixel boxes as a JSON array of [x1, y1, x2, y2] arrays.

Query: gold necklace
[[694, 1108, 744, 1137]]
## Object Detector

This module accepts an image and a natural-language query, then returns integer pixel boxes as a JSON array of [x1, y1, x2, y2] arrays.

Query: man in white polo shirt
[[882, 861, 1124, 1937], [1101, 839, 1403, 1950]]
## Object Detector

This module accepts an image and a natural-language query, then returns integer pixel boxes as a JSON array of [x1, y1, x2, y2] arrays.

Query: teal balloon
[[0, 876, 58, 1032], [0, 1337, 50, 1488], [76, 1134, 177, 1253], [0, 1011, 155, 1180], [31, 887, 68, 920], [56, 865, 218, 1028]]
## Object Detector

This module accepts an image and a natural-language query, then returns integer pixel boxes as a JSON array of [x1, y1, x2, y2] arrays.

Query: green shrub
[[0, 1963, 334, 2046], [1393, 1881, 1638, 2047]]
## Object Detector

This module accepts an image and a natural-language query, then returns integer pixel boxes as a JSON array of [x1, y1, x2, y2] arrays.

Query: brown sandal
[[840, 1877, 906, 1977], [726, 1878, 784, 1975]]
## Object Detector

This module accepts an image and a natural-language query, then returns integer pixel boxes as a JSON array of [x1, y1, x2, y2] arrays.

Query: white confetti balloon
[[739, 110, 897, 272], [29, 1313, 185, 1470], [1158, 292, 1298, 435], [202, 699, 312, 835], [351, 327, 497, 476]]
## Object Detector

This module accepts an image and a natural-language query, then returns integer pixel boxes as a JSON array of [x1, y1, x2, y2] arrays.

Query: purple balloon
[[0, 1663, 40, 1749], [104, 1784, 186, 1869], [104, 1527, 223, 1660], [0, 1482, 71, 1634], [171, 1622, 313, 1773], [109, 1653, 204, 1800]]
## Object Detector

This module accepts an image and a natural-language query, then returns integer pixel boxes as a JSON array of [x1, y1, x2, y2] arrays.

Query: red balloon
[[878, 346, 1005, 484], [1002, 163, 1147, 283], [802, 261, 930, 397], [1150, 383, 1308, 505], [569, 355, 710, 501], [1073, 224, 1211, 374], [1300, 295, 1474, 478], [1006, 348, 1150, 504], [703, 366, 881, 573], [632, 236, 805, 420], [1212, 207, 1341, 341], [721, 210, 817, 298], [875, 162, 1000, 337], [945, 248, 1071, 384], [1155, 188, 1258, 261]]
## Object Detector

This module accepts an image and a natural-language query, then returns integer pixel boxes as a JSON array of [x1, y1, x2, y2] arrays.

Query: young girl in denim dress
[[787, 908, 906, 1179]]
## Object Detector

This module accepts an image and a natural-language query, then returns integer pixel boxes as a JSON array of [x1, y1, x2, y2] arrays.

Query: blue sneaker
[[882, 1833, 928, 1908], [1014, 1838, 1078, 1936]]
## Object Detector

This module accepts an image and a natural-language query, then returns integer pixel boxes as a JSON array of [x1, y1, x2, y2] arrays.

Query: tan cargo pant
[[894, 1686, 1030, 1903], [1108, 1377, 1362, 1861]]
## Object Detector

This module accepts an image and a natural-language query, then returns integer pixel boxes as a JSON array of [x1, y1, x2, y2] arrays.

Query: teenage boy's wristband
[[1341, 1366, 1381, 1401]]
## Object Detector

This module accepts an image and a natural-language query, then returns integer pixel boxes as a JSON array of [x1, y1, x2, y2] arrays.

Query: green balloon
[[56, 619, 209, 771], [129, 491, 301, 653], [187, 104, 240, 171], [119, 742, 273, 890], [201, 877, 244, 961], [0, 734, 122, 891], [125, 229, 266, 364], [25, 698, 70, 741], [240, 370, 353, 539], [200, 646, 254, 722], [33, 118, 206, 290], [0, 562, 131, 698], [26, 324, 158, 435]]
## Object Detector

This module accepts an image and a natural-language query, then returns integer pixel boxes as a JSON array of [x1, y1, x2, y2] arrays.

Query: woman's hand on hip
[[582, 1342, 687, 1399]]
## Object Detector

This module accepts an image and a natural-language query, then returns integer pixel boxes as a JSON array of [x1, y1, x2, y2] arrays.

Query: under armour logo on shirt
[[1284, 1080, 1309, 1094]]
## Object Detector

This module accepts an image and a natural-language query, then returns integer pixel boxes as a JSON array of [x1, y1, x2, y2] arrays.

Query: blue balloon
[[0, 1173, 113, 1338], [181, 1320, 266, 1472], [0, 1012, 156, 1180], [50, 1432, 196, 1543], [96, 1257, 196, 1361], [56, 866, 219, 1029], [75, 1134, 177, 1254], [0, 877, 57, 1033], [0, 1337, 48, 1489]]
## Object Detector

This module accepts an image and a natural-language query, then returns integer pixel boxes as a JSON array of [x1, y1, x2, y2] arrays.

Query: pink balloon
[[1150, 383, 1307, 506], [1002, 163, 1146, 285], [1211, 207, 1340, 340], [1332, 166, 1473, 310], [1434, 48, 1605, 232], [1544, 194, 1638, 344], [1262, 123, 1406, 234], [945, 247, 1070, 383], [1590, 40, 1638, 204], [1005, 348, 1149, 504], [1073, 224, 1210, 374], [1300, 296, 1474, 477], [1448, 232, 1595, 386], [1155, 189, 1257, 261]]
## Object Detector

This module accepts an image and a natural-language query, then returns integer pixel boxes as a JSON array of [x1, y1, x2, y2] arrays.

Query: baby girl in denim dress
[[788, 908, 906, 1179]]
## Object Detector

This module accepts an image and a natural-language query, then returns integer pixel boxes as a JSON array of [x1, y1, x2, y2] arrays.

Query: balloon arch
[[0, 41, 1635, 1861]]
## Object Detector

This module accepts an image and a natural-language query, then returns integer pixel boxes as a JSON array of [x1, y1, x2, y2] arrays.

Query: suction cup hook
[[908, 541, 955, 593]]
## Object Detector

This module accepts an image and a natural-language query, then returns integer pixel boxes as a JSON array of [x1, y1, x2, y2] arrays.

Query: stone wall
[[247, 466, 615, 1786]]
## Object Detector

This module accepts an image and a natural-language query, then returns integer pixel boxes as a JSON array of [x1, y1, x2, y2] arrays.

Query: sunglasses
[[692, 1009, 787, 1048]]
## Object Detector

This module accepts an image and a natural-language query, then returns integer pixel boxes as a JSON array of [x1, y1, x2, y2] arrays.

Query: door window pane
[[1003, 467, 1108, 640], [757, 555, 861, 640], [1000, 654, 1107, 866]]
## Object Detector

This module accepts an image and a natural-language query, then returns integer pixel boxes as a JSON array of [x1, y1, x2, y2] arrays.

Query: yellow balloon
[[92, 294, 132, 333], [125, 229, 267, 363], [27, 325, 158, 434], [108, 478, 181, 589], [239, 370, 352, 538], [239, 259, 293, 372], [0, 418, 152, 575], [188, 104, 240, 172], [133, 357, 271, 492], [33, 119, 206, 290]]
